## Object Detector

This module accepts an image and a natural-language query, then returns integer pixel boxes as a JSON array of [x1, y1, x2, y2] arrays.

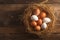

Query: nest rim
[[23, 4, 55, 36]]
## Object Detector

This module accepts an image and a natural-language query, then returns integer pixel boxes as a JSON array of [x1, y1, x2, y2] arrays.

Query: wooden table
[[0, 0, 60, 40]]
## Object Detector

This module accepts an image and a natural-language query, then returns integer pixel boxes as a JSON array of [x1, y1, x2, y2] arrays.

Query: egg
[[31, 21, 37, 27], [37, 19, 42, 25], [43, 17, 51, 23], [33, 8, 40, 15], [41, 23, 47, 29], [39, 12, 46, 19], [31, 15, 38, 21], [35, 25, 41, 31]]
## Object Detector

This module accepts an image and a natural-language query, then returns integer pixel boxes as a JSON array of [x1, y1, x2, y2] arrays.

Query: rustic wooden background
[[0, 0, 60, 40]]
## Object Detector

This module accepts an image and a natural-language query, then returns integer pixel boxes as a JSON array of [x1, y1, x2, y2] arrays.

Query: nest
[[23, 4, 55, 36]]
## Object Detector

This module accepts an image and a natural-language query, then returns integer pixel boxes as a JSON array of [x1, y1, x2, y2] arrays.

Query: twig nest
[[23, 4, 55, 36]]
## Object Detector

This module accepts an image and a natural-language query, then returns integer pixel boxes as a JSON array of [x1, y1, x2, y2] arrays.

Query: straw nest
[[23, 4, 55, 36]]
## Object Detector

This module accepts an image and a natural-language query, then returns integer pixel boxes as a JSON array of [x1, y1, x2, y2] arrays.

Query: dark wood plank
[[0, 4, 59, 40], [0, 0, 60, 4]]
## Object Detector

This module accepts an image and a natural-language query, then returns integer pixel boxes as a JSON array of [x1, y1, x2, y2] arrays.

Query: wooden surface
[[0, 0, 60, 40], [0, 0, 60, 4]]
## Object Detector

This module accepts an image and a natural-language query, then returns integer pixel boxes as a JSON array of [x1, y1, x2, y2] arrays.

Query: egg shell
[[39, 12, 46, 19], [35, 25, 41, 31], [41, 23, 47, 29], [37, 19, 42, 25], [43, 17, 51, 23], [31, 21, 37, 27], [31, 15, 38, 21], [33, 8, 40, 15]]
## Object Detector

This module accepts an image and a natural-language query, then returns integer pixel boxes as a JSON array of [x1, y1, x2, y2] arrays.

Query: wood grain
[[0, 3, 60, 40], [0, 4, 60, 40], [0, 0, 60, 4]]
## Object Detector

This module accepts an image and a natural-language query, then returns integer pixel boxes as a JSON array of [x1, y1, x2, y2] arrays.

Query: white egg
[[43, 17, 51, 23], [31, 15, 38, 21], [41, 23, 47, 29]]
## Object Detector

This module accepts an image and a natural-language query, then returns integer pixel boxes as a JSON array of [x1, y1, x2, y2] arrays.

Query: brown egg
[[33, 8, 40, 15], [35, 26, 41, 31], [31, 21, 37, 27], [37, 19, 42, 25], [39, 12, 46, 19]]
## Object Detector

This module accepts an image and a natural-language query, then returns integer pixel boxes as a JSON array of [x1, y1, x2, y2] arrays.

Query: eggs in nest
[[30, 8, 51, 31]]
